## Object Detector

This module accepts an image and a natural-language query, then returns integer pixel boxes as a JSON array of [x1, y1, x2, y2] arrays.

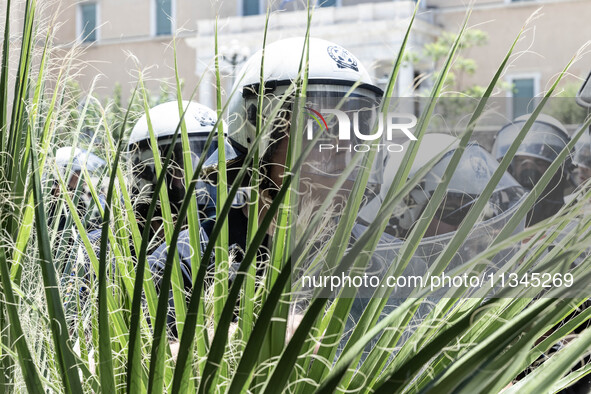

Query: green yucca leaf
[[129, 77, 202, 393], [172, 39, 203, 387], [126, 111, 176, 393], [11, 63, 64, 283], [240, 3, 271, 349], [3, 0, 591, 391], [171, 68, 299, 394], [213, 17, 230, 332], [527, 299, 591, 365], [302, 10, 471, 389], [473, 297, 591, 393], [54, 143, 134, 351], [343, 22, 530, 389], [0, 249, 44, 392], [7, 0, 37, 244], [421, 265, 591, 393], [30, 138, 83, 393], [228, 148, 365, 394], [371, 47, 589, 394], [344, 22, 528, 391], [139, 79, 188, 342], [96, 111, 131, 394], [261, 12, 313, 368], [191, 75, 324, 393], [546, 357, 591, 394], [151, 88, 241, 394], [0, 0, 10, 141], [205, 123, 364, 394]]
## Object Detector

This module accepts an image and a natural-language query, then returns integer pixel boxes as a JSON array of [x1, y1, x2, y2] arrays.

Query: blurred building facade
[[51, 0, 590, 118]]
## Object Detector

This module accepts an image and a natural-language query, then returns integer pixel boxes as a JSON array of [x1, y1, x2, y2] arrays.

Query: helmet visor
[[574, 131, 591, 170], [129, 135, 209, 212], [492, 120, 569, 163], [430, 144, 525, 226], [296, 84, 385, 190], [390, 143, 525, 238]]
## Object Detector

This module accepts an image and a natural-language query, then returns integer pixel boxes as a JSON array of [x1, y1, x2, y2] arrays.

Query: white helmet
[[491, 113, 572, 198], [129, 100, 219, 144], [359, 133, 525, 239], [203, 37, 384, 191], [55, 147, 106, 176], [128, 100, 222, 215]]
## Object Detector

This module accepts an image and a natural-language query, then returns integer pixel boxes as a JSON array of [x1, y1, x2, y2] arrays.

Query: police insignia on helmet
[[327, 45, 359, 72], [196, 112, 216, 127]]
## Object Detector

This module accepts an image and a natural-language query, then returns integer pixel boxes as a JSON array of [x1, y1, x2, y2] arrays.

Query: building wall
[[431, 0, 591, 92], [49, 0, 204, 102], [43, 0, 591, 106], [190, 1, 433, 108]]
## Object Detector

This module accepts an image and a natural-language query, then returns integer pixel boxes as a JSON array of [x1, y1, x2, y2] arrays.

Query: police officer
[[152, 36, 385, 277], [127, 100, 221, 249], [491, 114, 571, 226], [149, 37, 386, 342], [360, 133, 526, 242]]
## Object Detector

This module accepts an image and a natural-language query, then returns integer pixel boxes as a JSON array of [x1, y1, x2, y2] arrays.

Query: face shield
[[298, 84, 384, 187], [128, 134, 209, 216], [492, 120, 569, 163], [389, 143, 526, 239], [574, 132, 591, 169], [241, 82, 384, 203], [574, 132, 591, 185]]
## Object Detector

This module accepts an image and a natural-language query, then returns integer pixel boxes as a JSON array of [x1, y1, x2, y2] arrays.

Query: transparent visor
[[390, 144, 525, 238], [128, 135, 210, 208], [574, 132, 591, 170], [57, 151, 106, 184], [492, 121, 569, 163], [247, 84, 384, 188], [427, 144, 525, 226]]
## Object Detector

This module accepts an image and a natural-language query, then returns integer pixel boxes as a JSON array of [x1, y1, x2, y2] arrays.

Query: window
[[79, 3, 97, 43], [242, 0, 259, 16], [318, 0, 337, 7], [511, 77, 536, 118], [155, 0, 173, 36]]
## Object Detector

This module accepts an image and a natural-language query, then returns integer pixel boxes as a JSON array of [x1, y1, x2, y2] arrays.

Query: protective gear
[[491, 114, 570, 165], [359, 133, 525, 240], [573, 131, 591, 185], [55, 147, 106, 176], [128, 100, 223, 216], [52, 147, 106, 231], [491, 114, 571, 226], [203, 37, 385, 194], [339, 135, 527, 360], [129, 101, 236, 246]]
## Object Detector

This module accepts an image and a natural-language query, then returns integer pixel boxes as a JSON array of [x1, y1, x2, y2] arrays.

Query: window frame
[[316, 0, 342, 8], [77, 2, 100, 43], [151, 0, 176, 37], [506, 73, 541, 118], [238, 0, 266, 16]]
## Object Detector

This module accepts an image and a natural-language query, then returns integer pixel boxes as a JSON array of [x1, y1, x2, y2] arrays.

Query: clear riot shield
[[341, 193, 527, 358]]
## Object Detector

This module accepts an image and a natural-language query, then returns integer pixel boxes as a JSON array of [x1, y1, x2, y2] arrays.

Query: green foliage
[[0, 1, 590, 393], [546, 82, 589, 125], [407, 28, 510, 96]]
